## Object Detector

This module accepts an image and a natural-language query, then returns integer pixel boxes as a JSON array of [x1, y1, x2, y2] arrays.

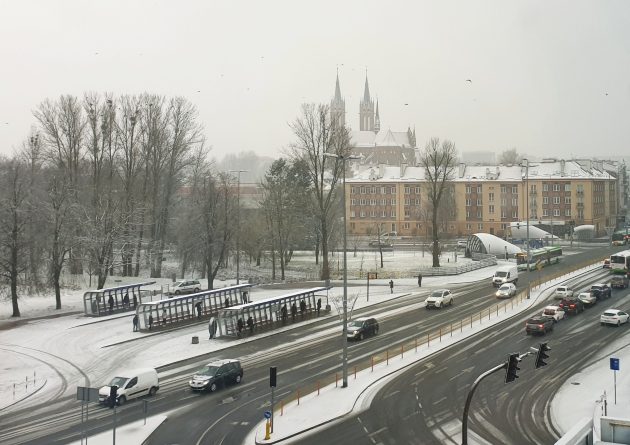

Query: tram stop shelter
[[83, 281, 156, 316], [217, 287, 327, 337], [136, 283, 254, 331]]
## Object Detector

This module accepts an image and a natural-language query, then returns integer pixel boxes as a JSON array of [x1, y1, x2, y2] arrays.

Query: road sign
[[610, 357, 620, 371], [264, 410, 272, 419], [76, 386, 100, 402]]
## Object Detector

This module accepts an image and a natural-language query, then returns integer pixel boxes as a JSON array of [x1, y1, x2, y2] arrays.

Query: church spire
[[374, 99, 380, 134], [330, 70, 346, 128], [359, 72, 375, 131]]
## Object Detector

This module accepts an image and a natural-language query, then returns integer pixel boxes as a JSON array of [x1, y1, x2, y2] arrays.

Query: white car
[[541, 305, 565, 322], [495, 283, 517, 298], [601, 309, 630, 327], [554, 286, 574, 299], [577, 292, 597, 306], [170, 279, 201, 295], [425, 289, 453, 309]]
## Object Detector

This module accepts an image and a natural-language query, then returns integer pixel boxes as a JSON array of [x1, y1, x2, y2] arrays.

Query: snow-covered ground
[[0, 247, 612, 444]]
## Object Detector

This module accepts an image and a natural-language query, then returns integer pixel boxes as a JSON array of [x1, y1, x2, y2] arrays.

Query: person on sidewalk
[[389, 279, 394, 294], [417, 273, 423, 287], [108, 295, 114, 313], [247, 316, 254, 334], [208, 317, 217, 339], [132, 314, 139, 332], [316, 298, 322, 316], [148, 314, 154, 330]]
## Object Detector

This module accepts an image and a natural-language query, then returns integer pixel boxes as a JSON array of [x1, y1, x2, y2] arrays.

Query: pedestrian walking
[[123, 292, 130, 308], [148, 314, 154, 330], [316, 298, 322, 316], [291, 302, 297, 321], [281, 304, 288, 323], [208, 317, 217, 339], [247, 316, 254, 334], [237, 318, 244, 336], [242, 291, 248, 304], [299, 299, 306, 317], [132, 293, 138, 309], [417, 273, 423, 287], [161, 309, 167, 326], [389, 279, 394, 294], [108, 295, 114, 313], [195, 302, 202, 319], [132, 314, 139, 332], [224, 297, 230, 308]]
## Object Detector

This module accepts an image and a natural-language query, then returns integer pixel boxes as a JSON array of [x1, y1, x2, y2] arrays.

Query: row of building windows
[[350, 186, 422, 195], [350, 198, 422, 206]]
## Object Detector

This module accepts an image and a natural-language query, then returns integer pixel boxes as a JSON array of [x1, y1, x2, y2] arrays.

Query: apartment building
[[346, 159, 618, 239]]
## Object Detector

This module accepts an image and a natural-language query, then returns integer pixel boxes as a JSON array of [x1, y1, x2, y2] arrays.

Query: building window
[[543, 184, 549, 192], [477, 210, 482, 218], [477, 198, 482, 206], [390, 186, 396, 194], [553, 196, 560, 205], [466, 210, 470, 218], [542, 196, 548, 204], [360, 211, 365, 217], [577, 184, 584, 192], [501, 185, 507, 193], [512, 198, 517, 206], [391, 210, 396, 217], [416, 223, 422, 228], [382, 210, 386, 217], [404, 186, 410, 194], [414, 186, 420, 194], [501, 209, 507, 218], [466, 185, 471, 194], [351, 199, 356, 205], [351, 187, 356, 194], [565, 209, 571, 216], [371, 199, 377, 205], [489, 205, 495, 213], [466, 223, 472, 230], [403, 222, 410, 229], [478, 223, 483, 230], [370, 210, 376, 217], [543, 209, 548, 217], [564, 197, 571, 204], [501, 198, 506, 206], [554, 209, 560, 217], [404, 209, 410, 217], [415, 198, 420, 205], [477, 186, 482, 194], [512, 210, 518, 218], [530, 185, 537, 193], [404, 198, 410, 206], [489, 192, 494, 202], [553, 184, 560, 192], [350, 210, 355, 218], [391, 198, 396, 205], [381, 198, 387, 205], [511, 186, 518, 194], [466, 199, 471, 206], [564, 184, 571, 192], [381, 186, 386, 194], [391, 223, 396, 232]]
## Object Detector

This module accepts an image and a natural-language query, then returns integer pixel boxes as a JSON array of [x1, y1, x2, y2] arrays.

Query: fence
[[274, 255, 608, 417], [8, 371, 44, 402]]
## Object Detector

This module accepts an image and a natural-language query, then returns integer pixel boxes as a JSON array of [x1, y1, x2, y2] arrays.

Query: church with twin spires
[[331, 73, 418, 165]]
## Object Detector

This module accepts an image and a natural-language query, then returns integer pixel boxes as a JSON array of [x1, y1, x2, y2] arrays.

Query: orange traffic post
[[415, 338, 418, 352], [386, 350, 389, 365], [371, 356, 374, 372], [281, 400, 284, 416], [297, 389, 300, 405], [317, 381, 320, 395], [264, 420, 271, 440], [335, 373, 338, 387], [354, 366, 357, 379], [400, 344, 404, 359]]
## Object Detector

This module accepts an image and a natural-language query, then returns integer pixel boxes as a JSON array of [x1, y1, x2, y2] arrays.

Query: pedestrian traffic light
[[270, 367, 277, 388], [505, 353, 520, 383], [535, 342, 551, 369], [109, 385, 118, 408]]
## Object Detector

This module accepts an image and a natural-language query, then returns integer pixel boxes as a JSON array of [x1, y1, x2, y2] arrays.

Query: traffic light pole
[[462, 362, 506, 445]]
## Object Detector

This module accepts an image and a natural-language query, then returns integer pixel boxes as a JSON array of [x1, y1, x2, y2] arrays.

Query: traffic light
[[535, 342, 551, 369], [109, 385, 118, 408], [505, 353, 520, 383], [269, 367, 277, 387]]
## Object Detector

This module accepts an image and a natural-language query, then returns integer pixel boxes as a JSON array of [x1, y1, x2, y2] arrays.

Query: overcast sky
[[1, 0, 629, 161]]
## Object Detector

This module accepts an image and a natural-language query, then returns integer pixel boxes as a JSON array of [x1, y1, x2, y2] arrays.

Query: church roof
[[351, 129, 412, 148]]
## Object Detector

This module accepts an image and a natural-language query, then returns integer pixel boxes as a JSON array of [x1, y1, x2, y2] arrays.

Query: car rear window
[[603, 311, 617, 317], [543, 309, 556, 315]]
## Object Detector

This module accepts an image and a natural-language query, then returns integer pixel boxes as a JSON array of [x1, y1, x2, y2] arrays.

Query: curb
[[0, 379, 47, 413]]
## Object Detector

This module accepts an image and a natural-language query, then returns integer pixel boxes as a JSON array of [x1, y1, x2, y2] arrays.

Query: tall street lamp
[[523, 158, 530, 298], [230, 170, 247, 285], [324, 152, 359, 388]]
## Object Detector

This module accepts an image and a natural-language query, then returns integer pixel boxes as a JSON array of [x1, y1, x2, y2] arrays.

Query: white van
[[492, 265, 518, 287], [99, 368, 159, 406]]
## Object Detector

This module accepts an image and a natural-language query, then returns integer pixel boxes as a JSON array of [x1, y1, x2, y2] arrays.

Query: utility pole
[[523, 158, 531, 298], [229, 170, 247, 285]]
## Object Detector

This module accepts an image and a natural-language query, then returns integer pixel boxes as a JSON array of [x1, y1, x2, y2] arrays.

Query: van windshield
[[109, 376, 129, 387], [196, 365, 220, 376], [495, 272, 507, 277], [348, 320, 364, 328]]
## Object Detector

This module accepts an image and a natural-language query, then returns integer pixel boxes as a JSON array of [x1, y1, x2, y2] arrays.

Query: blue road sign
[[610, 357, 620, 371], [264, 411, 272, 419]]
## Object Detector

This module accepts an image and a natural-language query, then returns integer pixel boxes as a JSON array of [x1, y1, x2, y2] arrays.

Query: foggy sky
[[1, 0, 629, 161]]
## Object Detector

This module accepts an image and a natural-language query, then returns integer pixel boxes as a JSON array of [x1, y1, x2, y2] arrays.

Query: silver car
[[577, 291, 597, 306]]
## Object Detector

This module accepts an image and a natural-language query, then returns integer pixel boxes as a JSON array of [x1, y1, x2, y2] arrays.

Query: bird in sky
[[605, 92, 609, 96], [466, 79, 472, 83]]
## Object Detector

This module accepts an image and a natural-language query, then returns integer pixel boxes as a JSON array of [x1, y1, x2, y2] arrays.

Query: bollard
[[26, 376, 28, 392], [427, 333, 430, 347], [415, 338, 418, 353], [451, 323, 453, 337], [335, 373, 338, 387], [439, 328, 442, 342], [386, 350, 389, 365], [13, 383, 15, 399], [470, 316, 473, 328], [460, 319, 463, 332], [400, 345, 404, 359], [496, 305, 498, 316], [317, 381, 320, 395], [281, 400, 284, 416], [488, 309, 490, 320], [354, 366, 357, 379], [371, 356, 374, 372], [264, 420, 271, 440], [297, 390, 300, 405]]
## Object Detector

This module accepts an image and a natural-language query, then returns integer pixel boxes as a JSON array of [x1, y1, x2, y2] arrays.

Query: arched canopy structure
[[467, 233, 522, 257]]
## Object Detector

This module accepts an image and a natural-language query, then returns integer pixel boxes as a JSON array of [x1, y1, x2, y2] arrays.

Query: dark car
[[611, 275, 629, 289], [347, 317, 379, 341], [525, 316, 554, 335], [590, 283, 611, 300], [188, 359, 243, 392], [557, 297, 584, 315]]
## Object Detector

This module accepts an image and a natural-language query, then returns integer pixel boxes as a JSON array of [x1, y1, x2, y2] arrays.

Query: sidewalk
[[69, 415, 167, 445]]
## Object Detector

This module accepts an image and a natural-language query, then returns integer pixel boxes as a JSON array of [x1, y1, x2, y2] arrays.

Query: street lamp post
[[324, 152, 359, 388], [523, 158, 531, 298], [230, 170, 247, 285]]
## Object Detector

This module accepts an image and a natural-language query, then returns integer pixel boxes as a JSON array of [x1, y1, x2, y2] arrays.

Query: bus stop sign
[[264, 411, 272, 419], [610, 357, 620, 371]]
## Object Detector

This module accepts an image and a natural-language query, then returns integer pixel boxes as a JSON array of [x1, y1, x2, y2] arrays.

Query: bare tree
[[498, 148, 521, 165], [419, 138, 457, 267], [0, 157, 30, 317], [290, 103, 352, 280]]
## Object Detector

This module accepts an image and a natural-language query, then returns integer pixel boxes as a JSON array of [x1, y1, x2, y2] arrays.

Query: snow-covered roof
[[351, 129, 412, 148]]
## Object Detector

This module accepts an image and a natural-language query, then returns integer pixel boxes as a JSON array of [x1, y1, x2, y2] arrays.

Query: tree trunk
[[320, 222, 329, 279], [432, 206, 440, 267]]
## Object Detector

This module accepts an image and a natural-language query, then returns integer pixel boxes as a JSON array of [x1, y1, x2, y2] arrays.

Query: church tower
[[330, 71, 346, 128], [374, 99, 380, 134], [359, 75, 375, 131]]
